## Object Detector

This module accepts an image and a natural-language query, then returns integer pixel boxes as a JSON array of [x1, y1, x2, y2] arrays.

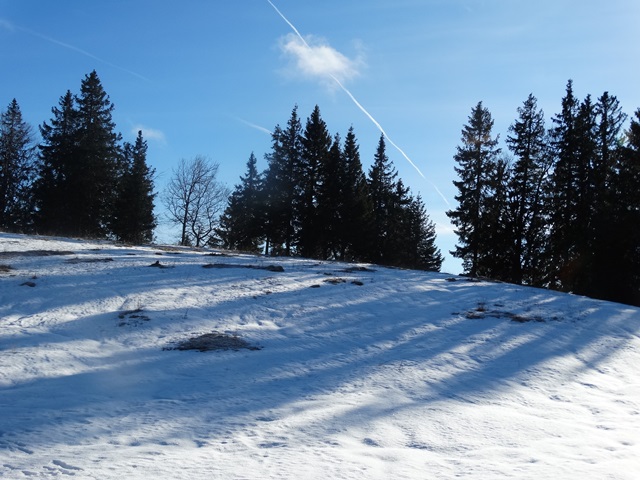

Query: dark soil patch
[[167, 332, 262, 352], [20, 281, 36, 287], [0, 264, 14, 273], [118, 308, 150, 326], [202, 263, 284, 272], [324, 277, 346, 285], [342, 266, 376, 273], [0, 250, 74, 258], [65, 257, 114, 264]]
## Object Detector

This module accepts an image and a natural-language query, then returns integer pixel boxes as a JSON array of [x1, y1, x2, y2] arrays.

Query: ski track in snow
[[0, 232, 639, 479]]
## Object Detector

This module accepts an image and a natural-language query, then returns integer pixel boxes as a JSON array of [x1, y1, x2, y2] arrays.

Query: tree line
[[448, 80, 640, 306], [0, 70, 156, 243], [217, 105, 444, 271]]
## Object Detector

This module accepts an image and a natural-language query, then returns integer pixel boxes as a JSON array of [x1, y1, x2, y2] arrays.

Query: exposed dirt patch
[[0, 250, 74, 258], [342, 266, 376, 273], [0, 264, 14, 273], [202, 263, 284, 272], [65, 257, 114, 264], [118, 308, 151, 327], [167, 332, 262, 352]]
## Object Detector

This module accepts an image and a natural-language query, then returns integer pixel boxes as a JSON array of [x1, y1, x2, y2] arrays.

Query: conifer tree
[[298, 105, 332, 258], [338, 126, 372, 261], [505, 94, 551, 285], [263, 106, 303, 255], [36, 71, 122, 237], [112, 131, 156, 244], [406, 194, 443, 271], [585, 92, 628, 300], [36, 90, 80, 234], [548, 82, 598, 292], [315, 133, 345, 259], [447, 101, 501, 277], [0, 99, 37, 232], [367, 134, 399, 264], [218, 152, 264, 252]]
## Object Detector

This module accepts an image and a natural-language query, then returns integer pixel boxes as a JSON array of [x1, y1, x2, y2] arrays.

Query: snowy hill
[[1, 232, 639, 479]]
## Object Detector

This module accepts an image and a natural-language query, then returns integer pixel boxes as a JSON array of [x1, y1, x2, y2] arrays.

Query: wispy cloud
[[1, 18, 149, 81], [266, 0, 450, 206], [235, 117, 272, 136], [132, 125, 167, 144], [279, 33, 363, 87]]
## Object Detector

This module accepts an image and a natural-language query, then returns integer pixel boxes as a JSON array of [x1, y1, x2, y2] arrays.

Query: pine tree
[[263, 106, 303, 255], [75, 70, 123, 236], [315, 133, 345, 259], [218, 152, 264, 252], [586, 92, 628, 301], [36, 71, 123, 237], [338, 126, 372, 261], [112, 131, 156, 244], [36, 90, 80, 234], [505, 94, 551, 285], [447, 101, 501, 277], [0, 99, 37, 232], [298, 105, 332, 259], [611, 109, 640, 305], [367, 134, 399, 264], [548, 82, 598, 292], [406, 194, 443, 271]]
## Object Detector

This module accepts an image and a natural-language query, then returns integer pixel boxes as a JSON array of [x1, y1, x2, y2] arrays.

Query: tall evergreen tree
[[112, 131, 156, 244], [315, 133, 345, 259], [367, 134, 399, 264], [36, 71, 122, 237], [505, 94, 551, 285], [36, 90, 80, 234], [548, 82, 599, 292], [447, 101, 501, 277], [585, 92, 628, 300], [75, 70, 123, 236], [298, 105, 332, 258], [0, 99, 37, 232], [338, 126, 372, 261], [263, 106, 303, 256], [218, 152, 265, 252]]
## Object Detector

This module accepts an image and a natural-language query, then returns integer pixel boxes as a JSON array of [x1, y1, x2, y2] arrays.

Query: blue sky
[[2, 0, 639, 273]]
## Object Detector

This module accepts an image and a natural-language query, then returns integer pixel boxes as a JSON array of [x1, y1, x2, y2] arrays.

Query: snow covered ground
[[0, 232, 639, 479]]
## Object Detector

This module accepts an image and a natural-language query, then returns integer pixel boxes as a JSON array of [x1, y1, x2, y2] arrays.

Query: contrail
[[266, 1, 450, 206], [2, 19, 149, 81]]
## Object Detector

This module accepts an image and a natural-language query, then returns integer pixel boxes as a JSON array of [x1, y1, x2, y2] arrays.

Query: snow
[[1, 232, 639, 479]]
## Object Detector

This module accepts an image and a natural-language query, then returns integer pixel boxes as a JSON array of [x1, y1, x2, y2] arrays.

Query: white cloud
[[279, 33, 364, 87], [132, 125, 166, 144]]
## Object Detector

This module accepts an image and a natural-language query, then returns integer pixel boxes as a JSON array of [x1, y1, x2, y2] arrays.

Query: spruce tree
[[218, 152, 264, 252], [548, 82, 598, 292], [367, 134, 399, 264], [505, 94, 551, 285], [338, 126, 372, 261], [36, 71, 122, 237], [447, 101, 501, 277], [75, 70, 123, 236], [263, 106, 303, 255], [112, 131, 156, 244], [586, 92, 628, 301], [315, 134, 345, 259], [36, 90, 80, 234], [0, 99, 37, 232], [298, 105, 332, 259]]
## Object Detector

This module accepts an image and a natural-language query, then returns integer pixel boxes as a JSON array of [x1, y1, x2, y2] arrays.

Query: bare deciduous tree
[[163, 156, 229, 246]]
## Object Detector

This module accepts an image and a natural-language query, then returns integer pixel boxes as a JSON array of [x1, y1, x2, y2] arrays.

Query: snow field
[[0, 233, 639, 479]]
